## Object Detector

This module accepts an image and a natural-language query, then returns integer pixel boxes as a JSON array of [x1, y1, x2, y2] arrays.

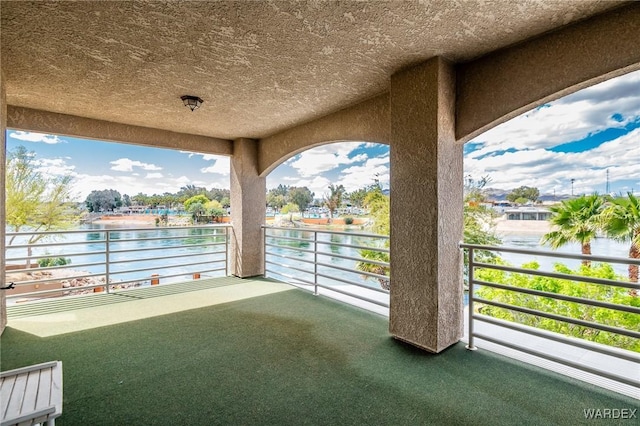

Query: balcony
[[2, 225, 638, 424], [2, 275, 637, 424]]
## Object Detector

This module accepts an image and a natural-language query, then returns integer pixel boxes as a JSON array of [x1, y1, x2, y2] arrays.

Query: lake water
[[7, 224, 633, 290], [499, 233, 630, 276]]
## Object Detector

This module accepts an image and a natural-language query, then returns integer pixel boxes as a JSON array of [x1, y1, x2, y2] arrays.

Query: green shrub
[[344, 217, 354, 225], [476, 261, 640, 352], [38, 257, 71, 268]]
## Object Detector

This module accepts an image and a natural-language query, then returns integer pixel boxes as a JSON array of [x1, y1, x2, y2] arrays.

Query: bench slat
[[0, 376, 16, 418], [36, 368, 52, 410], [4, 373, 27, 420]]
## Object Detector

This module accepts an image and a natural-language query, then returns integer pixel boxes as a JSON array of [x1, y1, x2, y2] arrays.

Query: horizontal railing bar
[[471, 332, 639, 388], [315, 272, 389, 294], [265, 250, 316, 266], [106, 233, 226, 244], [461, 242, 640, 266], [263, 225, 389, 241], [7, 240, 106, 250], [312, 281, 389, 308], [473, 279, 640, 314], [315, 240, 390, 253], [7, 270, 106, 286], [109, 260, 225, 276], [315, 261, 389, 282], [108, 243, 226, 257], [264, 269, 316, 287], [316, 251, 390, 268], [108, 253, 223, 266], [110, 268, 227, 287], [6, 262, 106, 277], [7, 224, 230, 238], [473, 314, 640, 363], [264, 260, 315, 277], [264, 234, 313, 243], [474, 297, 640, 339], [264, 242, 316, 255], [6, 250, 107, 262], [9, 267, 229, 299], [473, 262, 640, 290]]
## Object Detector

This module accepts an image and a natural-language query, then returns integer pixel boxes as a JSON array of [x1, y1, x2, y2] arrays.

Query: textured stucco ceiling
[[0, 0, 625, 140]]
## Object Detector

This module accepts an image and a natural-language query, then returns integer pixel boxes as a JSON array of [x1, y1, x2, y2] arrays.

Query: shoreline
[[90, 214, 553, 235]]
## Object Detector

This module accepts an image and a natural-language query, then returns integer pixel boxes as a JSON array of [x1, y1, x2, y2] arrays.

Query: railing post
[[225, 226, 229, 276], [262, 226, 266, 278], [313, 231, 318, 296], [465, 246, 477, 351], [105, 230, 110, 293]]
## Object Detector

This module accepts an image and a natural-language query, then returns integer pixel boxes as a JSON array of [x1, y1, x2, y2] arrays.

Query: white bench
[[0, 361, 63, 426]]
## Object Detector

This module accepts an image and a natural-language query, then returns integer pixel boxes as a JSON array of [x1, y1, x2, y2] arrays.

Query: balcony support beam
[[230, 138, 266, 278], [389, 57, 463, 353]]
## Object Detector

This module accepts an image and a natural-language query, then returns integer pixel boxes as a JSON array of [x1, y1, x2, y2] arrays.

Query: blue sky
[[6, 69, 640, 201]]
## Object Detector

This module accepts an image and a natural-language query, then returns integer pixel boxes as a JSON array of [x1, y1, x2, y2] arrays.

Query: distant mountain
[[482, 187, 569, 202]]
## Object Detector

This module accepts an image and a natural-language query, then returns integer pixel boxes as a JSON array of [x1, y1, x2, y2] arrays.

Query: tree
[[288, 186, 314, 213], [184, 195, 210, 223], [602, 193, 640, 284], [541, 194, 604, 266], [348, 188, 368, 209], [6, 145, 78, 266], [281, 202, 300, 221], [355, 188, 390, 289], [506, 186, 540, 204], [204, 200, 226, 222], [184, 194, 210, 211], [323, 184, 345, 220], [85, 189, 122, 212], [463, 175, 502, 283]]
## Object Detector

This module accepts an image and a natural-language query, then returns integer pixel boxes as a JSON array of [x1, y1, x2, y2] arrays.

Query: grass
[[1, 288, 636, 425]]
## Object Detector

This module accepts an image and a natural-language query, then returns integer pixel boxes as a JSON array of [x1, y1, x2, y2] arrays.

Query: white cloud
[[468, 70, 640, 159], [35, 158, 76, 176], [110, 158, 162, 172], [464, 127, 640, 196], [9, 131, 65, 144], [281, 176, 331, 198], [289, 142, 368, 177], [200, 156, 230, 175], [339, 155, 390, 192], [145, 172, 164, 179]]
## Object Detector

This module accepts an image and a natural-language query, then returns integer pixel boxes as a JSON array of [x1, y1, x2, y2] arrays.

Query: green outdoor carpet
[[6, 277, 292, 337], [1, 288, 636, 425]]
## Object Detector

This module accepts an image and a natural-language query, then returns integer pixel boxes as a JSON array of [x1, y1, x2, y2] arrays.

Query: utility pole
[[571, 178, 575, 197]]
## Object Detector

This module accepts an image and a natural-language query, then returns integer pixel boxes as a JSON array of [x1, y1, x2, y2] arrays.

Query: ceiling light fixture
[[181, 95, 204, 111]]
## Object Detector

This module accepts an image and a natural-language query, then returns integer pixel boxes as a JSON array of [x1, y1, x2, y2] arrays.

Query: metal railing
[[461, 242, 640, 389], [263, 225, 390, 308], [5, 225, 230, 301]]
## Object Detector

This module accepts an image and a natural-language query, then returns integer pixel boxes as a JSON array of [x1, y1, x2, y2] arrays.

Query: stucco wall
[[1, 69, 7, 334], [389, 58, 463, 353], [230, 138, 266, 277], [7, 106, 233, 156]]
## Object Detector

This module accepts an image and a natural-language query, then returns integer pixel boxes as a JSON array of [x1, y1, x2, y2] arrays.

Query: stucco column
[[389, 57, 463, 353], [1, 69, 7, 334], [230, 138, 266, 277]]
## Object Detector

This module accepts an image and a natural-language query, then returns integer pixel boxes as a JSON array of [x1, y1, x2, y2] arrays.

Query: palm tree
[[602, 193, 640, 284], [541, 194, 604, 266]]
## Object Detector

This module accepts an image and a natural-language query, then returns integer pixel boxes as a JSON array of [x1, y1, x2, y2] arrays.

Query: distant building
[[505, 207, 551, 221]]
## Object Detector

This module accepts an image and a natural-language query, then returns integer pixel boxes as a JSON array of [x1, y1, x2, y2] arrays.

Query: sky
[[5, 69, 640, 202]]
